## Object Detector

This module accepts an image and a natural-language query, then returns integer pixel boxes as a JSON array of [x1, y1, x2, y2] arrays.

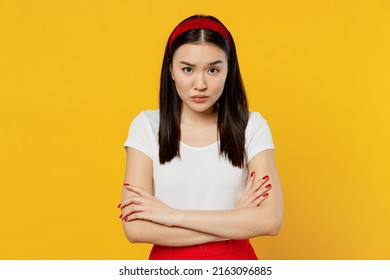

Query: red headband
[[169, 18, 232, 53]]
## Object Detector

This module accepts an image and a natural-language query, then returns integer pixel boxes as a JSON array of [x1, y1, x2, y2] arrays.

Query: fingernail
[[123, 183, 130, 186], [263, 193, 269, 197], [262, 175, 269, 180], [265, 184, 272, 189], [117, 203, 121, 208], [119, 214, 122, 219], [250, 171, 255, 178], [124, 218, 128, 222]]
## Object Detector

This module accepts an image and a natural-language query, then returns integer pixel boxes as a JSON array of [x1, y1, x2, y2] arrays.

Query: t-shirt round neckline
[[180, 140, 219, 150]]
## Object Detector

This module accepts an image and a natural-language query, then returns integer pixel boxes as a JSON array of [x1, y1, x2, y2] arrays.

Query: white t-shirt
[[124, 110, 274, 211]]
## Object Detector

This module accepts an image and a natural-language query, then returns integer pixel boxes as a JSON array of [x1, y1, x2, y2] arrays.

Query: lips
[[191, 95, 209, 103]]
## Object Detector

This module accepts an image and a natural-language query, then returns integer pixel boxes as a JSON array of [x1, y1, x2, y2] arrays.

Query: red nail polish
[[119, 214, 122, 219], [263, 193, 269, 197], [250, 171, 255, 178], [117, 203, 121, 208], [123, 183, 130, 186], [265, 184, 272, 189], [124, 218, 128, 222], [262, 175, 269, 180]]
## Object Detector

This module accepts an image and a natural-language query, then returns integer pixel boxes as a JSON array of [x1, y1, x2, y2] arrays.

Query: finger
[[122, 183, 141, 197], [247, 183, 272, 206], [255, 183, 272, 198], [261, 183, 272, 194], [252, 175, 270, 192], [121, 205, 145, 220], [261, 175, 269, 182], [123, 212, 147, 222], [118, 183, 134, 208], [250, 192, 270, 207], [123, 212, 142, 222], [119, 196, 144, 209], [123, 206, 153, 222], [240, 189, 261, 207], [245, 175, 270, 199], [245, 174, 270, 197], [243, 171, 256, 195], [125, 185, 152, 198], [237, 196, 253, 207], [241, 175, 262, 205]]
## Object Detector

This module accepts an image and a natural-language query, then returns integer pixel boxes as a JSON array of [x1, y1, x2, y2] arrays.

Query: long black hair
[[159, 15, 249, 168]]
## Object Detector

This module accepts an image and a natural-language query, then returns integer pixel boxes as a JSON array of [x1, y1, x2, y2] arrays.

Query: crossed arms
[[119, 147, 283, 247]]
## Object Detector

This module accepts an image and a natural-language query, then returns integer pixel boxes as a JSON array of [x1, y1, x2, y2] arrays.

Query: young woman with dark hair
[[118, 15, 283, 260]]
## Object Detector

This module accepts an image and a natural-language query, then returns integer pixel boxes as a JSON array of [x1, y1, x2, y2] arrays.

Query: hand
[[236, 172, 272, 208], [119, 185, 180, 227]]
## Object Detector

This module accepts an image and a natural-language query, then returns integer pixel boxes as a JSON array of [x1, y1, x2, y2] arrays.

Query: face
[[170, 43, 228, 116]]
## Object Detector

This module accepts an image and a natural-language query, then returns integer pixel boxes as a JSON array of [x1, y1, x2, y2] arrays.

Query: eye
[[208, 67, 220, 74], [182, 67, 192, 73]]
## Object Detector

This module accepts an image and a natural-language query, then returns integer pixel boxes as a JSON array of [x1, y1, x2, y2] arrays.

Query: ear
[[169, 64, 175, 80]]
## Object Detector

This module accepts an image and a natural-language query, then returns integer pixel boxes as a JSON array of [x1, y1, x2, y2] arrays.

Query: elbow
[[257, 213, 283, 237], [125, 232, 142, 244], [267, 218, 282, 236], [122, 221, 146, 244], [265, 206, 284, 236], [270, 211, 283, 236]]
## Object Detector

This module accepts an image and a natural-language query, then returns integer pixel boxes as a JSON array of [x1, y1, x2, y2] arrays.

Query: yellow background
[[1, 0, 389, 259]]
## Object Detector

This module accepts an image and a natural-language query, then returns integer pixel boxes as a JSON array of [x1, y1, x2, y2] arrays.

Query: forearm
[[122, 172, 283, 241], [122, 220, 224, 247], [173, 205, 283, 240]]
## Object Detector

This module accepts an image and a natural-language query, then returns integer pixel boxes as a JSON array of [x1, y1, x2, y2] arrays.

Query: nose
[[194, 73, 207, 91]]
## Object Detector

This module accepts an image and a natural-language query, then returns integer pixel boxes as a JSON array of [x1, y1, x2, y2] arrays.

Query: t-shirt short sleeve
[[124, 111, 155, 159], [246, 112, 275, 162]]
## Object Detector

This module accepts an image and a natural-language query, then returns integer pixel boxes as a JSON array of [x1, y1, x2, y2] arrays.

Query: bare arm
[[120, 147, 224, 246], [122, 149, 283, 240]]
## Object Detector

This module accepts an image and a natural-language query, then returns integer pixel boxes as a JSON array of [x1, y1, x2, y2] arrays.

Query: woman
[[118, 15, 283, 260]]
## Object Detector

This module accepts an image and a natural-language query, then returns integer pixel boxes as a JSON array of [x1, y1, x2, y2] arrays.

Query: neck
[[180, 105, 218, 125]]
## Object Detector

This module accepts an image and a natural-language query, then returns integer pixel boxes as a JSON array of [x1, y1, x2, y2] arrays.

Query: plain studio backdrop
[[0, 0, 389, 259]]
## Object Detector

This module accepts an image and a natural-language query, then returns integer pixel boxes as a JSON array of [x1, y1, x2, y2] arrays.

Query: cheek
[[173, 81, 184, 95], [173, 77, 192, 94], [213, 76, 227, 94]]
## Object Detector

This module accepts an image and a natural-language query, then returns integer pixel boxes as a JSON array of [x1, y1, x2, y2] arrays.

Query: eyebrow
[[179, 60, 224, 67]]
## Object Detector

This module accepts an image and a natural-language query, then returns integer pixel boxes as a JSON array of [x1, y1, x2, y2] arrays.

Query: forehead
[[172, 43, 227, 63]]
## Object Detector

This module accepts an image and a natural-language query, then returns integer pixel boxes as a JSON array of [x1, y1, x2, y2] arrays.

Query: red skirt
[[149, 239, 258, 260]]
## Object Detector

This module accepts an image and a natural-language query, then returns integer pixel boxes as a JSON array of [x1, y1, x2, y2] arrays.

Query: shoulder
[[124, 109, 159, 154], [142, 109, 159, 123], [126, 109, 159, 139], [133, 109, 159, 123], [246, 111, 269, 132], [245, 111, 274, 161], [130, 109, 159, 131]]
